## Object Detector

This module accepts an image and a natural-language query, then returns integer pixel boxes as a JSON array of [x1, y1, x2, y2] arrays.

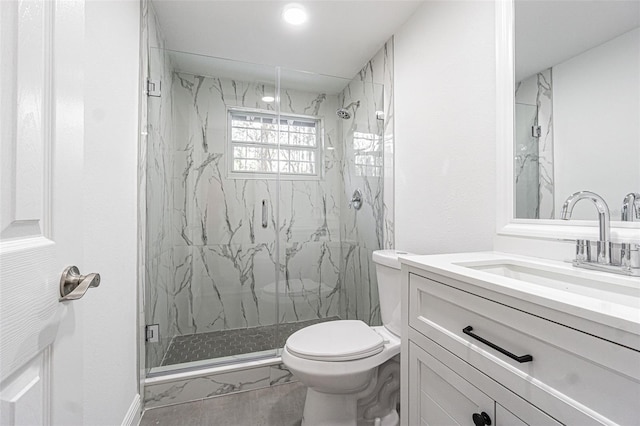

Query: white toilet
[[281, 250, 409, 426]]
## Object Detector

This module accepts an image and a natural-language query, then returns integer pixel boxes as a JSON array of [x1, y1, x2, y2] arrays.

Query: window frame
[[226, 106, 324, 181]]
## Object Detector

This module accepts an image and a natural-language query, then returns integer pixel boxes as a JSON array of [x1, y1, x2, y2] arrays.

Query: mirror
[[513, 1, 640, 221]]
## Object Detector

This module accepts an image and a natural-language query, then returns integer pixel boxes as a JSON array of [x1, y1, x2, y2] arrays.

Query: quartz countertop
[[399, 251, 640, 350]]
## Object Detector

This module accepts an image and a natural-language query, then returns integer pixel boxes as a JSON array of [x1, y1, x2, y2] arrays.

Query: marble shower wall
[[338, 40, 393, 325], [514, 68, 555, 219]]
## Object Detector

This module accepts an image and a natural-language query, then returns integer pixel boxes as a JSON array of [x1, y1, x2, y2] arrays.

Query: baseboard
[[122, 393, 142, 426]]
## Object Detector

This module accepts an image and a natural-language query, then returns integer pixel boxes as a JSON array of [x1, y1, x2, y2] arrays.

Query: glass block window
[[353, 131, 382, 177], [229, 109, 320, 177]]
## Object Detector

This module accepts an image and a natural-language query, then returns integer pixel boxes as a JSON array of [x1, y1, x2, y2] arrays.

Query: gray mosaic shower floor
[[161, 317, 340, 366]]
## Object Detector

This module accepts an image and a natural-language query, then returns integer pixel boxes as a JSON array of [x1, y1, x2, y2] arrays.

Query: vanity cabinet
[[401, 265, 640, 426], [409, 338, 559, 426]]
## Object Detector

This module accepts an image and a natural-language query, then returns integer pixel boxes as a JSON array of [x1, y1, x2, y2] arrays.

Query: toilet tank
[[372, 250, 411, 337]]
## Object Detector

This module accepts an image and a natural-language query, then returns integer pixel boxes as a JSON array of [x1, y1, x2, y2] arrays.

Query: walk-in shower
[[142, 11, 393, 388]]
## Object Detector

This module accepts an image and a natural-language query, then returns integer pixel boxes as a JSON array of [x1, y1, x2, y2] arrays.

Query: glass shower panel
[[514, 103, 540, 219], [336, 73, 385, 326], [144, 49, 280, 375], [274, 68, 385, 347]]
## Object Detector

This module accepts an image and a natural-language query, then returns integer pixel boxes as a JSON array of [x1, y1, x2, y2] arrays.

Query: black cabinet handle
[[472, 411, 492, 426], [463, 326, 533, 363]]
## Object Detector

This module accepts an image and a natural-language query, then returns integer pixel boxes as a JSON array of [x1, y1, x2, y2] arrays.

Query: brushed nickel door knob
[[59, 266, 101, 302]]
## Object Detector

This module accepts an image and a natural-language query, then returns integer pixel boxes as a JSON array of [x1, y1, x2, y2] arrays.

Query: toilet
[[281, 250, 409, 426]]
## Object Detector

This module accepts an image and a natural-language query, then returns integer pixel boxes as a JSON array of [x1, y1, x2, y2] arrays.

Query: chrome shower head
[[336, 108, 351, 119], [336, 100, 360, 119]]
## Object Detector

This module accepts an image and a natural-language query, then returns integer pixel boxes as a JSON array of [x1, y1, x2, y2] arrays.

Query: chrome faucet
[[620, 192, 640, 272], [561, 191, 611, 264], [621, 192, 640, 221]]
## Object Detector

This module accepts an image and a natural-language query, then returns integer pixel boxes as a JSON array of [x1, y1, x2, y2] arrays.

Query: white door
[[0, 1, 87, 425]]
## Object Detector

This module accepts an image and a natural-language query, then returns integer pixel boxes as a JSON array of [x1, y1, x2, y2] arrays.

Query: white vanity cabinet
[[400, 256, 640, 426]]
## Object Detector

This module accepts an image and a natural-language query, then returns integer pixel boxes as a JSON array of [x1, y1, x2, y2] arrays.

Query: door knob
[[472, 411, 492, 426], [59, 266, 101, 302]]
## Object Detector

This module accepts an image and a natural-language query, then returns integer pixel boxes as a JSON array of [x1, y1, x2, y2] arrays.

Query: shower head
[[336, 100, 360, 120]]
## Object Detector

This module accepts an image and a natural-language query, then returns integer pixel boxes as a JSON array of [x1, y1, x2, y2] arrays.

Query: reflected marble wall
[[515, 68, 555, 219]]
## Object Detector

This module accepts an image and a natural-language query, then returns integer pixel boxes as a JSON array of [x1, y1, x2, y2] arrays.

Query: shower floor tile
[[161, 317, 340, 366]]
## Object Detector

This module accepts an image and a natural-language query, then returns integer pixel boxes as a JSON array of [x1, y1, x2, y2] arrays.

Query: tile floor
[[140, 382, 306, 426], [161, 317, 339, 365]]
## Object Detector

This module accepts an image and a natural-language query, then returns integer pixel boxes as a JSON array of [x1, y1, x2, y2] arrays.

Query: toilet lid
[[285, 320, 385, 362]]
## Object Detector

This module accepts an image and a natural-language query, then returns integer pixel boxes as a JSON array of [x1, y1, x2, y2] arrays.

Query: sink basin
[[454, 259, 640, 308]]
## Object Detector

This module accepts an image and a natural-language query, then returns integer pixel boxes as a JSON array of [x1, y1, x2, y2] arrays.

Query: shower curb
[[143, 357, 295, 409]]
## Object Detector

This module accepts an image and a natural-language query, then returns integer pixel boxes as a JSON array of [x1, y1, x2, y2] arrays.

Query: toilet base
[[301, 389, 399, 426], [302, 388, 359, 426], [300, 357, 400, 426]]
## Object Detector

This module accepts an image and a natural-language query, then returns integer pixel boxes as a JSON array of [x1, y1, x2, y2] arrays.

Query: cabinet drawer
[[409, 272, 640, 425]]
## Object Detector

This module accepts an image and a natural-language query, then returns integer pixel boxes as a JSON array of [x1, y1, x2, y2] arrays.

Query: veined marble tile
[[144, 366, 272, 408], [279, 241, 342, 323], [270, 363, 295, 386]]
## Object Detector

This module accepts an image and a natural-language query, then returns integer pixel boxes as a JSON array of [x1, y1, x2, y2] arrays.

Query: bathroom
[[0, 0, 637, 425]]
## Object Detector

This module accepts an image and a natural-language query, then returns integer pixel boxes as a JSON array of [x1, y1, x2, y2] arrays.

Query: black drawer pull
[[463, 326, 533, 363]]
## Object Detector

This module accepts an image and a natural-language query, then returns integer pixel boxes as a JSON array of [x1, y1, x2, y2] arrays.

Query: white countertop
[[399, 252, 640, 348]]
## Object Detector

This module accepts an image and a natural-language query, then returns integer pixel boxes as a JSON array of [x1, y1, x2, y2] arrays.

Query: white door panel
[[0, 1, 85, 424]]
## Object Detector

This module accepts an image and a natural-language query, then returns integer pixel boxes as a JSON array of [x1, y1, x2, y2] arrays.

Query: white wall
[[83, 0, 140, 424], [553, 28, 640, 219], [394, 1, 496, 254]]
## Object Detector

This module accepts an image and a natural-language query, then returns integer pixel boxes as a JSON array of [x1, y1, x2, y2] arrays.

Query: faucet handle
[[576, 240, 591, 262], [621, 192, 640, 221]]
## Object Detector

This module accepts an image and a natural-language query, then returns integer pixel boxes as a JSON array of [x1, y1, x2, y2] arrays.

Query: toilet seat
[[285, 320, 384, 362]]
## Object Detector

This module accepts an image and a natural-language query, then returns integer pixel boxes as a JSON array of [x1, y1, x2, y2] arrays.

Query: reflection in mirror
[[513, 1, 640, 221]]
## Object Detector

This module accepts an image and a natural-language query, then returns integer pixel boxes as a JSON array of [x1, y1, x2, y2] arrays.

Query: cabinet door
[[496, 403, 528, 425], [409, 342, 494, 426]]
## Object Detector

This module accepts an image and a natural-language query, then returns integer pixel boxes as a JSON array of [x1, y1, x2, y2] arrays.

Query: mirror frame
[[495, 0, 640, 243]]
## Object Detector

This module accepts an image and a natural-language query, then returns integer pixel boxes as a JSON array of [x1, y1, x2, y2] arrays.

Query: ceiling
[[515, 0, 640, 82], [164, 49, 355, 94], [151, 1, 423, 80]]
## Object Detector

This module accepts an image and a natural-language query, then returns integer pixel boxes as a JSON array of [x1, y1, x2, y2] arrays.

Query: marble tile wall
[[338, 40, 393, 325], [144, 362, 295, 408], [514, 69, 555, 219]]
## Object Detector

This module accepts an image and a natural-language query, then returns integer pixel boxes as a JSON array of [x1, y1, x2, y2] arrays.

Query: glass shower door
[[144, 49, 281, 375], [273, 69, 360, 349]]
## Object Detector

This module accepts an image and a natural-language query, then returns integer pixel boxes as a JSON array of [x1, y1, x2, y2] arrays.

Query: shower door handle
[[262, 200, 268, 228]]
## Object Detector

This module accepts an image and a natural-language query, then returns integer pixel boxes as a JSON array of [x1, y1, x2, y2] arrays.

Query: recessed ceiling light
[[262, 95, 275, 103], [282, 3, 307, 26]]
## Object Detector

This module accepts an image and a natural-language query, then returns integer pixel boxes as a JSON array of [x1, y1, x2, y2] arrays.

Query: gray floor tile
[[140, 399, 204, 426], [200, 382, 306, 426]]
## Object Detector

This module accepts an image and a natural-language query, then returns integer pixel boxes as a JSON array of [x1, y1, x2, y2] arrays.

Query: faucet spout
[[621, 192, 640, 221], [561, 191, 611, 264]]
